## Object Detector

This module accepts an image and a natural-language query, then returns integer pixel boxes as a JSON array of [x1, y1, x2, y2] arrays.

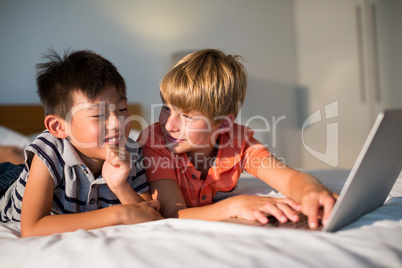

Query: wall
[[293, 0, 402, 169]]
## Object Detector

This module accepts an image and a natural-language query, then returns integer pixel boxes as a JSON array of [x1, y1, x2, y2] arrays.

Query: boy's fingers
[[106, 145, 129, 164], [308, 216, 319, 229], [276, 203, 299, 222], [253, 209, 268, 224], [264, 203, 288, 223], [148, 199, 161, 211], [280, 198, 302, 212], [303, 204, 319, 229], [264, 198, 300, 222], [302, 199, 320, 229], [322, 196, 337, 225]]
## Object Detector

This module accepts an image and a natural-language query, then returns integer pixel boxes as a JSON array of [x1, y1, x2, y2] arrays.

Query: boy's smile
[[104, 135, 124, 146], [165, 133, 186, 144]]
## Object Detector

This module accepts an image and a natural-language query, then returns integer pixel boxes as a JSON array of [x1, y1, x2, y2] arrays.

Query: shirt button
[[83, 169, 89, 174], [90, 199, 96, 205], [201, 195, 206, 200], [192, 174, 197, 179]]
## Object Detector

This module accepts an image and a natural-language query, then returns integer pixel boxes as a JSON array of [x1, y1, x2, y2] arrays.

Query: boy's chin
[[166, 146, 180, 154], [165, 144, 185, 154]]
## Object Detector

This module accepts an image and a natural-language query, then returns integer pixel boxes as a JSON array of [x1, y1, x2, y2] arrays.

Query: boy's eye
[[93, 114, 105, 118], [118, 107, 128, 112], [182, 114, 193, 121]]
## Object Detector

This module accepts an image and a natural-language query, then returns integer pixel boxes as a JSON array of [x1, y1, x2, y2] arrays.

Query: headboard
[[0, 103, 143, 135]]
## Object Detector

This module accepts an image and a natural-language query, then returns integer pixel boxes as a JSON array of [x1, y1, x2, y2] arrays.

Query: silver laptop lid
[[323, 109, 402, 232]]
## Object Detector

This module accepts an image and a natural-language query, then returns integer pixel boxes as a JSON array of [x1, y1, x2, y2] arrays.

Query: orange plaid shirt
[[139, 123, 271, 207]]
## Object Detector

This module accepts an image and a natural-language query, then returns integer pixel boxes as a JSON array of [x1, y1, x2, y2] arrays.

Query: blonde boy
[[139, 49, 337, 228], [0, 49, 162, 237]]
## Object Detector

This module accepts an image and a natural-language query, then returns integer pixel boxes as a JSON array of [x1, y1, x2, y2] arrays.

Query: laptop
[[225, 109, 402, 232]]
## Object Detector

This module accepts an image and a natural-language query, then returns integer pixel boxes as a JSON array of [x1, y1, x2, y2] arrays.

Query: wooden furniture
[[0, 103, 143, 135]]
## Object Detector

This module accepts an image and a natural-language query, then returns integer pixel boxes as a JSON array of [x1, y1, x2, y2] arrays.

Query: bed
[[1, 104, 402, 268]]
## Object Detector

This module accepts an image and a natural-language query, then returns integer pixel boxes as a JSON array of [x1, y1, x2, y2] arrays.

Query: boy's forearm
[[21, 205, 124, 237], [110, 181, 145, 204], [176, 198, 236, 221], [256, 156, 330, 203], [287, 171, 328, 203], [269, 166, 329, 203], [151, 179, 237, 220]]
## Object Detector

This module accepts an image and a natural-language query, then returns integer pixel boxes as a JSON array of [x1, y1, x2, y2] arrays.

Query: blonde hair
[[160, 49, 247, 122]]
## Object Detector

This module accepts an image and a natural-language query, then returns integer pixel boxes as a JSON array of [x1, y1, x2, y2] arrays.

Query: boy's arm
[[149, 179, 186, 218], [139, 191, 152, 201], [21, 155, 161, 237], [102, 145, 145, 204], [256, 155, 338, 228], [150, 179, 301, 223]]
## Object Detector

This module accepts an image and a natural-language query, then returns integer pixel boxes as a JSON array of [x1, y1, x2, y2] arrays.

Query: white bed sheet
[[1, 169, 402, 268]]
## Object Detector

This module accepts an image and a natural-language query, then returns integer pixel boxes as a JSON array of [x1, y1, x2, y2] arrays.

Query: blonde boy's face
[[159, 103, 222, 158], [64, 88, 131, 164]]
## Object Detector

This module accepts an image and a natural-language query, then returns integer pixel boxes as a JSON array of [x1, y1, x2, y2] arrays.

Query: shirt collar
[[62, 138, 86, 167]]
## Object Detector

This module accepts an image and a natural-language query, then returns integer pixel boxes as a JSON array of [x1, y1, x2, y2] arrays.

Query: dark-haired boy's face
[[64, 88, 131, 166]]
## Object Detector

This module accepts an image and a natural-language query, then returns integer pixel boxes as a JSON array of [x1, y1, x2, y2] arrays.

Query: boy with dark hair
[[0, 49, 162, 237], [139, 49, 337, 229]]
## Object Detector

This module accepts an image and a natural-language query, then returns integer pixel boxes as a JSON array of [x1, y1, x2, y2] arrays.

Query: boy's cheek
[[159, 109, 171, 124], [72, 126, 103, 146]]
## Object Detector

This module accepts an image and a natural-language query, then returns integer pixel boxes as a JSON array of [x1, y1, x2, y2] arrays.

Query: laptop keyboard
[[265, 211, 322, 230], [221, 211, 323, 230]]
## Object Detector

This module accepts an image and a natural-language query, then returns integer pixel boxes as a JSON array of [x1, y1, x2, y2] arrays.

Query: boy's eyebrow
[[116, 96, 128, 103], [85, 96, 127, 111]]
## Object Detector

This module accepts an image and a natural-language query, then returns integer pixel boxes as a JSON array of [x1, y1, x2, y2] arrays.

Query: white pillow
[[129, 129, 141, 141], [0, 126, 31, 149]]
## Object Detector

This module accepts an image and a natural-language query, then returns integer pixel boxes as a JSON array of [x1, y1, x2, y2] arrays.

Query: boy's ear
[[44, 115, 68, 139], [218, 114, 234, 133]]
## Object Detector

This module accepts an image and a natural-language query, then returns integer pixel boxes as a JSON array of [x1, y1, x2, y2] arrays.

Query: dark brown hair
[[36, 49, 126, 118]]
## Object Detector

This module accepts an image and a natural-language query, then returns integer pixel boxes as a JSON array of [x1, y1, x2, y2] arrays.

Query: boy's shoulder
[[27, 131, 80, 166], [221, 123, 256, 146], [29, 130, 63, 150], [230, 123, 254, 137]]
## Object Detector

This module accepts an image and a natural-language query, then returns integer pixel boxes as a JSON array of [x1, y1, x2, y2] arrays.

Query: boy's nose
[[165, 113, 181, 132], [106, 112, 121, 130]]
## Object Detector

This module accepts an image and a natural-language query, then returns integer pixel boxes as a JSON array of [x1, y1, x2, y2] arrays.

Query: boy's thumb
[[148, 199, 161, 210]]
